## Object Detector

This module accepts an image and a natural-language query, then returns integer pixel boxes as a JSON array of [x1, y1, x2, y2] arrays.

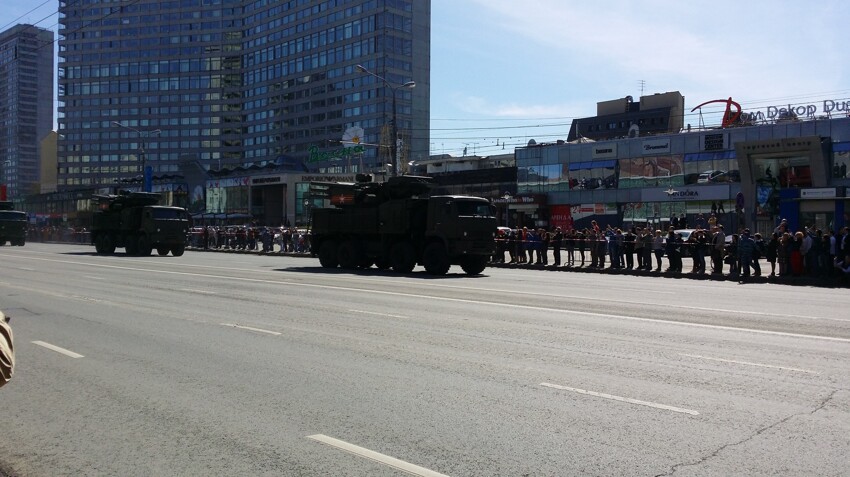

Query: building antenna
[[638, 80, 646, 96]]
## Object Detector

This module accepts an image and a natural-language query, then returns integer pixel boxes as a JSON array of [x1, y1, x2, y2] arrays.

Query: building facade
[[57, 0, 430, 192], [516, 99, 850, 236], [0, 24, 55, 199]]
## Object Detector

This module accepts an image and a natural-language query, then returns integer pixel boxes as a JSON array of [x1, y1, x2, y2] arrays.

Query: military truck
[[91, 191, 189, 256], [310, 175, 497, 275], [0, 201, 27, 246]]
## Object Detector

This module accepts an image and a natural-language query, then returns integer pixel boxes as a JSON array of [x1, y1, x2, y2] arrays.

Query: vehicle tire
[[171, 244, 185, 257], [374, 256, 392, 270], [318, 240, 338, 268], [423, 242, 451, 275], [94, 235, 105, 254], [460, 255, 488, 275], [157, 247, 170, 256], [124, 235, 138, 255], [390, 241, 416, 273], [336, 240, 361, 269], [358, 256, 374, 269], [137, 235, 152, 256], [16, 239, 26, 247], [101, 234, 116, 254]]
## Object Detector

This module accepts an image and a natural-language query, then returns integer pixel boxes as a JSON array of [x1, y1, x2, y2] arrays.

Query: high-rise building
[[57, 0, 430, 190], [0, 24, 55, 198]]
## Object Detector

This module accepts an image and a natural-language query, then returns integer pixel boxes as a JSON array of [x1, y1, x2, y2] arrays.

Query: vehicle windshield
[[0, 211, 26, 221], [455, 200, 495, 217]]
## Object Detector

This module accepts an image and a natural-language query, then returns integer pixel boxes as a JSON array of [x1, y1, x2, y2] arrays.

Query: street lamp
[[112, 122, 161, 192], [355, 64, 415, 177]]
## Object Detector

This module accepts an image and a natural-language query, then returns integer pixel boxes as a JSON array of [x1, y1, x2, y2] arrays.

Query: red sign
[[550, 204, 574, 231]]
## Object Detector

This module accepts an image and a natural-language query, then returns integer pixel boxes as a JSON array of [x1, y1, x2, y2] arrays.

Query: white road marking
[[307, 434, 450, 477], [32, 341, 85, 358], [179, 288, 217, 295], [681, 354, 819, 374], [15, 267, 35, 271], [220, 323, 281, 336], [5, 253, 849, 343], [349, 309, 409, 319], [83, 275, 105, 280], [541, 382, 700, 416]]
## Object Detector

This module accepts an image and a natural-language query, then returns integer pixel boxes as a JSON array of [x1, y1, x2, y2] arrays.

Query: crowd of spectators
[[187, 226, 311, 254], [26, 226, 89, 244], [493, 218, 850, 284], [20, 217, 849, 285]]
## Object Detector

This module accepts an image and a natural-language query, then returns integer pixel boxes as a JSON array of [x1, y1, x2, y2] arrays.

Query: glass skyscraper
[[57, 0, 430, 190], [0, 24, 55, 198]]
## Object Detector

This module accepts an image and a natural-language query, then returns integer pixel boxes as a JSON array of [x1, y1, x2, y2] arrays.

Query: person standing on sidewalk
[[652, 230, 665, 271], [737, 229, 757, 283], [711, 224, 726, 274]]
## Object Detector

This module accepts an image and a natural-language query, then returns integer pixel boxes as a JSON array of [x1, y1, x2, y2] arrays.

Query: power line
[[0, 0, 54, 31]]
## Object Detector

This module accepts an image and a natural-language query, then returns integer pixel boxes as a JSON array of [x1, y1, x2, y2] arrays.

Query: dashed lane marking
[[307, 434, 450, 477], [32, 341, 85, 358], [220, 323, 282, 336], [681, 354, 819, 374], [349, 309, 409, 319], [541, 382, 700, 416]]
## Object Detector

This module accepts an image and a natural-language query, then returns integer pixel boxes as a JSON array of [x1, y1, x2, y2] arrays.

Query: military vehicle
[[0, 201, 27, 246], [310, 175, 497, 275], [91, 192, 189, 256]]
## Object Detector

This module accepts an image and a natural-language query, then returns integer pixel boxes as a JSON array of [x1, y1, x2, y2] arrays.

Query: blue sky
[[4, 0, 849, 158]]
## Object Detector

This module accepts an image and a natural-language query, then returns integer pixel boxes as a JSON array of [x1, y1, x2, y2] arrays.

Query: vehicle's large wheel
[[137, 235, 152, 256], [390, 241, 416, 273], [101, 234, 116, 254], [374, 256, 392, 270], [423, 242, 451, 275], [337, 240, 361, 269], [125, 236, 138, 255], [171, 244, 185, 257], [460, 255, 488, 275], [94, 235, 105, 254], [318, 240, 338, 268], [157, 247, 170, 256]]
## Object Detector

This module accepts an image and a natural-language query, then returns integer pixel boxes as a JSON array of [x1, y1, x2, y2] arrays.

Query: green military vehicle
[[0, 201, 27, 246], [91, 192, 189, 256], [310, 175, 497, 275]]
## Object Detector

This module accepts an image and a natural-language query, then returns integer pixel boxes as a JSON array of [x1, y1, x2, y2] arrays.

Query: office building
[[57, 0, 430, 195], [0, 24, 54, 199], [514, 94, 850, 235]]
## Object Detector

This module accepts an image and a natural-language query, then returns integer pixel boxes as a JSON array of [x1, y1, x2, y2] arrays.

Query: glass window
[[833, 150, 850, 178]]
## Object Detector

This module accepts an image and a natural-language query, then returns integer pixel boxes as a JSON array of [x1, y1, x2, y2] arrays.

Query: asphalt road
[[0, 243, 848, 476]]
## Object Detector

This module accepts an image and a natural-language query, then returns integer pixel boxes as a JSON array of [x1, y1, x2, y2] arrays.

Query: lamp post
[[112, 122, 161, 192], [355, 64, 415, 177]]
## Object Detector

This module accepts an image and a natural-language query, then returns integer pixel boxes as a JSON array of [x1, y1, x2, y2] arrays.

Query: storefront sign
[[641, 184, 729, 202], [591, 144, 617, 159], [800, 188, 836, 199], [252, 176, 282, 185], [495, 194, 547, 205], [549, 204, 574, 231], [642, 139, 671, 154], [299, 175, 356, 183], [307, 144, 366, 163]]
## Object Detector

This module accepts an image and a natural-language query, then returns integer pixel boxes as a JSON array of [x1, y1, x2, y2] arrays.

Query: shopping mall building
[[511, 93, 850, 236]]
